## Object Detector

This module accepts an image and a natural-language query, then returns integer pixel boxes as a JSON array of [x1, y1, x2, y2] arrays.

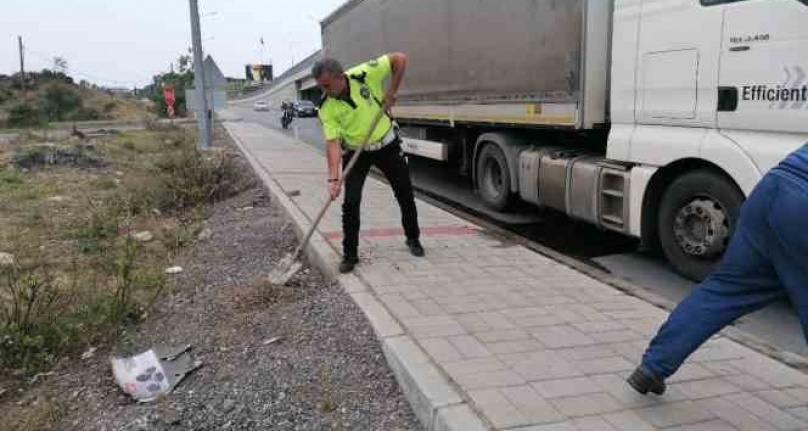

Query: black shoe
[[339, 255, 359, 274], [406, 239, 425, 257], [627, 367, 666, 395]]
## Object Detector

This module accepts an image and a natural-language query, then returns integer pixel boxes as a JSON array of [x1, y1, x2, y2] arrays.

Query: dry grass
[[5, 398, 66, 431], [0, 126, 246, 375]]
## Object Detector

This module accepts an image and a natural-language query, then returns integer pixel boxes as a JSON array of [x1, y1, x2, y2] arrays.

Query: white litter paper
[[112, 349, 170, 402]]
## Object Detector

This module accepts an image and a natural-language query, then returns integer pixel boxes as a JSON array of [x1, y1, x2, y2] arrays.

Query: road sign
[[186, 88, 226, 111], [203, 56, 227, 89], [163, 87, 176, 118]]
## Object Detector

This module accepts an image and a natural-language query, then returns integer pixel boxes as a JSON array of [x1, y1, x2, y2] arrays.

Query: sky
[[0, 0, 347, 88]]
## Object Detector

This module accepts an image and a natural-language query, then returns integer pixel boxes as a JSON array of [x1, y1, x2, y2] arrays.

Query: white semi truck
[[321, 0, 808, 280]]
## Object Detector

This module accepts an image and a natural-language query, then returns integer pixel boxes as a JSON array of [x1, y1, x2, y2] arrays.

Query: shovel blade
[[268, 254, 303, 285]]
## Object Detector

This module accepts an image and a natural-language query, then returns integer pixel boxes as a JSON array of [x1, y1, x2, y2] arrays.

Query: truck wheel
[[476, 144, 514, 211], [658, 170, 744, 281]]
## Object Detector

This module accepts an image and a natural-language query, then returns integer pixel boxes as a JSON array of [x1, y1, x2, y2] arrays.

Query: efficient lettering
[[742, 85, 808, 102]]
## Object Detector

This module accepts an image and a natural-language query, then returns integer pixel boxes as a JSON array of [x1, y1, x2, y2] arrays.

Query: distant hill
[[0, 70, 152, 128]]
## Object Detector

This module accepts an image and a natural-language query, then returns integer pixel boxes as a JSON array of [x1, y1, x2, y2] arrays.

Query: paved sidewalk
[[224, 119, 808, 431]]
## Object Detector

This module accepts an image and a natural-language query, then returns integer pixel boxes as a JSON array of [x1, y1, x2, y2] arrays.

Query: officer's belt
[[360, 127, 397, 152]]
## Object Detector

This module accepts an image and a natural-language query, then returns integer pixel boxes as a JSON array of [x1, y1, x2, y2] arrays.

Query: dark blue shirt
[[774, 143, 808, 187]]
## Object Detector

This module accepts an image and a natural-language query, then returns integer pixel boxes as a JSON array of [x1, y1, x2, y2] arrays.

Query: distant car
[[293, 100, 318, 117], [253, 101, 269, 111]]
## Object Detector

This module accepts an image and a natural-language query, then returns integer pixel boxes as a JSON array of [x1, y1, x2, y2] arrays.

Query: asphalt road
[[224, 105, 808, 359]]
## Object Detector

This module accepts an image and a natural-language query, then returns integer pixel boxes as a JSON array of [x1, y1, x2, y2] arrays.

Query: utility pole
[[188, 0, 210, 150], [18, 36, 25, 92]]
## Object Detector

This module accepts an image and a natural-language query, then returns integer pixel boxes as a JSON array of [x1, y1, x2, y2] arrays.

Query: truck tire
[[476, 144, 514, 211], [658, 170, 744, 281]]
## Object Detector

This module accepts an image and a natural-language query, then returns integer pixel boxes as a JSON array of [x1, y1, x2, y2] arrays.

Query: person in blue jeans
[[628, 144, 808, 395]]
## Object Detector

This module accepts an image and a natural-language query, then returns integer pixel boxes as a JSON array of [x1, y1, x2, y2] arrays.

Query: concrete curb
[[224, 123, 491, 431]]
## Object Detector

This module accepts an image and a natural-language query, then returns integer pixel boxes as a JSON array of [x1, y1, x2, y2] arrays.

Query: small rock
[[240, 206, 253, 211], [165, 266, 183, 275], [197, 228, 213, 241], [222, 399, 236, 413], [151, 208, 162, 216], [0, 252, 14, 266], [115, 171, 124, 177], [132, 231, 154, 242], [262, 337, 282, 346], [81, 346, 97, 360], [28, 372, 54, 384], [158, 409, 181, 425], [47, 195, 69, 202]]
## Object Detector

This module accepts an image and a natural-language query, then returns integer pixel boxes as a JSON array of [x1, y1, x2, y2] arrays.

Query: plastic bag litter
[[111, 344, 201, 402]]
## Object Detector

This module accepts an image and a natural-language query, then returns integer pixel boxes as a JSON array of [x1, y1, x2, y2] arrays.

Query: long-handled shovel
[[268, 109, 386, 285]]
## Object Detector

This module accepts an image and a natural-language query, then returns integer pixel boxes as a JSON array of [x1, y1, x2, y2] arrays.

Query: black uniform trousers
[[341, 139, 420, 258]]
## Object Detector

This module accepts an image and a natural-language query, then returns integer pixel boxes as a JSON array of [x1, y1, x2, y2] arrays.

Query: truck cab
[[609, 0, 808, 278]]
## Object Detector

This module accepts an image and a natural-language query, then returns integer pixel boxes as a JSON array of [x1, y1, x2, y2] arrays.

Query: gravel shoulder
[[3, 131, 423, 431]]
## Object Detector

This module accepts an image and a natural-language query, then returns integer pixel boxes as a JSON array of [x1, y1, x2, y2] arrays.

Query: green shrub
[[71, 106, 101, 121], [0, 265, 72, 371], [0, 168, 23, 190], [7, 103, 44, 128], [155, 148, 247, 212], [38, 83, 81, 122]]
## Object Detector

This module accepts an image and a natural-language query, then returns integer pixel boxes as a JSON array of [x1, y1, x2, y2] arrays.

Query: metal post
[[18, 36, 25, 92], [189, 0, 210, 150]]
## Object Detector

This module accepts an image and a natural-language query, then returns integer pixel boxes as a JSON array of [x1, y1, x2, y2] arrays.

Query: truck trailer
[[321, 0, 808, 280]]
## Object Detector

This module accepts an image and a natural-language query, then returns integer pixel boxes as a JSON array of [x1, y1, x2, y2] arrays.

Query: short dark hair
[[312, 58, 344, 78]]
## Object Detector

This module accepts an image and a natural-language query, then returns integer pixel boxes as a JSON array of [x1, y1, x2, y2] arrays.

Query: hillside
[[0, 71, 152, 129]]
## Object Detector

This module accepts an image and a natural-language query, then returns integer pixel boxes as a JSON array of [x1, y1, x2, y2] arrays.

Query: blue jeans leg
[[766, 178, 808, 340], [641, 175, 785, 380]]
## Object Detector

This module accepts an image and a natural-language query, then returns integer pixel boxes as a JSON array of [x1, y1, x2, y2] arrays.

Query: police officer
[[628, 143, 808, 396], [312, 53, 423, 273]]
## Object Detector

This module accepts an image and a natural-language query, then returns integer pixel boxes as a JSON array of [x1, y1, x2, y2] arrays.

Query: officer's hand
[[383, 93, 398, 111], [328, 179, 341, 200]]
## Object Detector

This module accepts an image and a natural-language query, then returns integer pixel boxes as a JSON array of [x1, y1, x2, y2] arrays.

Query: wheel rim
[[483, 157, 504, 199], [672, 197, 730, 258]]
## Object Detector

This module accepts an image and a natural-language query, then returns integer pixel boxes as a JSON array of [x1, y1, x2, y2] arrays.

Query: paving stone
[[667, 363, 718, 383], [469, 386, 563, 429], [787, 406, 808, 421], [591, 373, 687, 408], [724, 393, 807, 430], [634, 401, 715, 428], [475, 329, 532, 343], [433, 405, 489, 431], [485, 339, 545, 355], [420, 338, 463, 363], [574, 356, 635, 375], [502, 351, 585, 381], [724, 374, 772, 391], [549, 392, 624, 417], [702, 396, 778, 431], [532, 376, 602, 399], [448, 335, 492, 359], [557, 345, 621, 361], [662, 419, 739, 431], [602, 411, 657, 431], [754, 389, 808, 408], [672, 378, 742, 399], [411, 298, 447, 316], [569, 416, 620, 431], [444, 357, 506, 375], [587, 330, 646, 344], [449, 369, 527, 390], [531, 326, 597, 349], [509, 423, 577, 431]]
